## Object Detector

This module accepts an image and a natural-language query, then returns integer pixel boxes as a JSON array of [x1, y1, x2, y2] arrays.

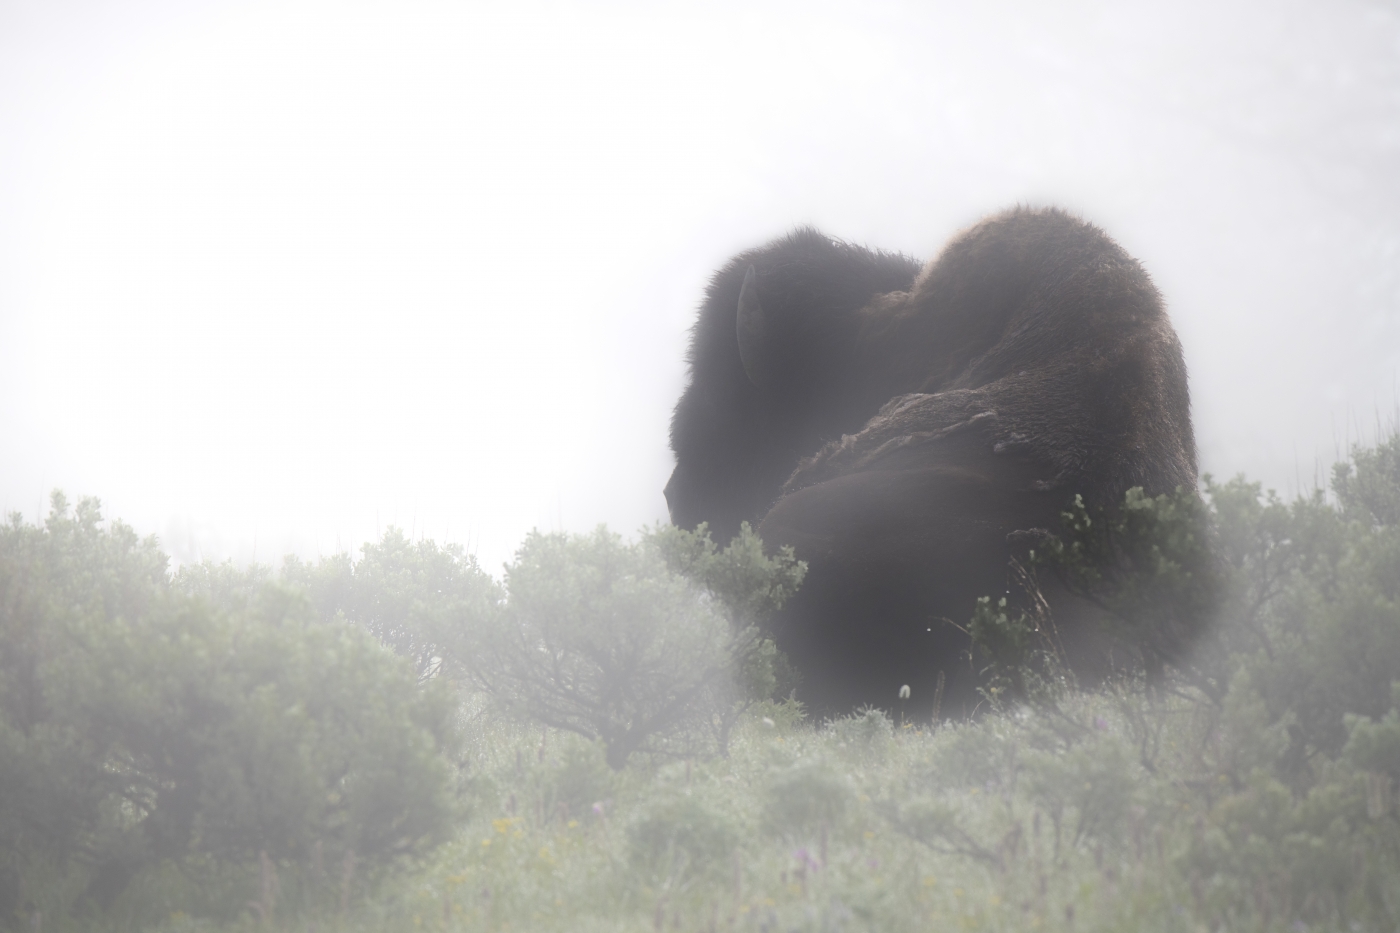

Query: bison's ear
[[736, 265, 772, 389]]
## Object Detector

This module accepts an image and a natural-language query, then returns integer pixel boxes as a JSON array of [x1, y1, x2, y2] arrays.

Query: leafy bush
[[627, 791, 740, 882], [965, 594, 1047, 704], [1334, 430, 1400, 526], [0, 496, 461, 926], [462, 524, 803, 768], [1204, 435, 1400, 782], [651, 521, 806, 632], [282, 528, 501, 681], [826, 706, 894, 754], [1037, 485, 1221, 686], [1345, 683, 1400, 782], [958, 484, 1219, 709], [652, 521, 807, 750], [762, 760, 854, 839], [533, 735, 616, 824]]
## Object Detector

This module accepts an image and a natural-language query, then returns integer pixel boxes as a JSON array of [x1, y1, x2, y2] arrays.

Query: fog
[[1, 0, 1396, 573]]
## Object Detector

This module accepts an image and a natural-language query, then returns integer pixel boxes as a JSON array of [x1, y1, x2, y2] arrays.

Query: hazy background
[[1, 0, 1397, 573]]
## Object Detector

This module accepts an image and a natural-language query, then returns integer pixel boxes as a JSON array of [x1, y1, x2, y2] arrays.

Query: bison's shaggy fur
[[666, 207, 1198, 718]]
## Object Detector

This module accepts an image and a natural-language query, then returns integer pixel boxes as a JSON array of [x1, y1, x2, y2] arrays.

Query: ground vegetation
[[4, 433, 1400, 931]]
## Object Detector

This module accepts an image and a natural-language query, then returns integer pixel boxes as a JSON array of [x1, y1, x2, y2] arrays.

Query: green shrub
[[826, 707, 894, 755], [1204, 440, 1400, 785], [1034, 484, 1221, 687], [762, 760, 854, 839], [1176, 767, 1391, 927], [534, 736, 615, 824], [0, 496, 461, 926], [651, 521, 806, 632], [462, 525, 803, 769], [281, 528, 502, 681], [652, 521, 807, 751], [1334, 430, 1400, 527], [965, 595, 1044, 705], [1345, 683, 1400, 781], [1021, 735, 1142, 849], [627, 791, 740, 882]]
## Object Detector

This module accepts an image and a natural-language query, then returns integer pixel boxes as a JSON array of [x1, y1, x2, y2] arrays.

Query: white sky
[[2, 0, 1397, 572]]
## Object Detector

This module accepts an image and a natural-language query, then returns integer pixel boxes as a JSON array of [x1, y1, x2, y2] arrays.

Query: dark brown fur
[[666, 207, 1197, 718]]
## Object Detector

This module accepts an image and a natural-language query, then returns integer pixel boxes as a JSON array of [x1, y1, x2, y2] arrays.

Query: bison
[[665, 206, 1198, 719]]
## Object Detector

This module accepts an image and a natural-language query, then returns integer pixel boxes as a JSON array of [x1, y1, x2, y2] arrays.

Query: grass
[[145, 680, 1395, 933]]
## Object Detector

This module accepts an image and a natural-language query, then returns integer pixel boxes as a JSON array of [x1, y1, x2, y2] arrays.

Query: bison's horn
[[736, 265, 770, 389]]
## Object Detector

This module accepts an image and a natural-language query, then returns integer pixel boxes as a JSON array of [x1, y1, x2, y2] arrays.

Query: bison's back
[[841, 206, 1196, 508]]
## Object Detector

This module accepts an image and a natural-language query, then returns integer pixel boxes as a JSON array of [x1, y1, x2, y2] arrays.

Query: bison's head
[[666, 231, 921, 543], [664, 266, 803, 541]]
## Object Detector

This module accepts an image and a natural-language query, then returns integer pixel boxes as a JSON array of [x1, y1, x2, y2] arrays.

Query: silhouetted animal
[[666, 207, 1197, 718]]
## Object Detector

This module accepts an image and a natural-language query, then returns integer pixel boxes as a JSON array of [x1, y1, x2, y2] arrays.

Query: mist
[[1, 0, 1396, 572]]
